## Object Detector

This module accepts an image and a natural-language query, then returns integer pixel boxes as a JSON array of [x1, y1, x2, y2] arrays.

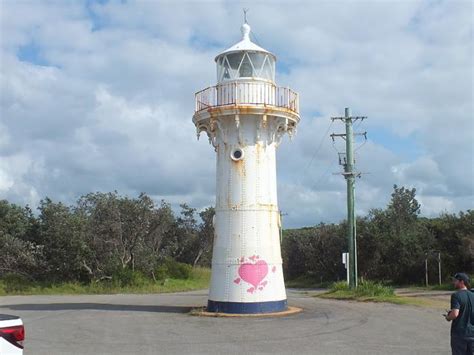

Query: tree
[[0, 186, 469, 287], [163, 204, 198, 263], [37, 198, 90, 282], [0, 234, 43, 278], [77, 192, 160, 278], [426, 210, 474, 279], [136, 200, 177, 278], [282, 224, 346, 282], [158, 205, 215, 268], [0, 200, 38, 242], [359, 186, 433, 283], [387, 185, 421, 235], [193, 207, 215, 267], [282, 229, 307, 279], [282, 185, 437, 284]]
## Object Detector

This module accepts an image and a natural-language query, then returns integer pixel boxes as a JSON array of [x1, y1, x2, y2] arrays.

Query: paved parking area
[[0, 289, 450, 354]]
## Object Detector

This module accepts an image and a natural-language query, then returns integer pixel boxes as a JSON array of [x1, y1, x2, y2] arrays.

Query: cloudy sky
[[0, 0, 472, 227]]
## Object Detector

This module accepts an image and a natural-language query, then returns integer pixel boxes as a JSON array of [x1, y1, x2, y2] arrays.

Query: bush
[[356, 280, 394, 297], [329, 280, 394, 298], [112, 268, 148, 287], [154, 259, 192, 280], [168, 261, 192, 279], [1, 273, 31, 293], [330, 281, 350, 292]]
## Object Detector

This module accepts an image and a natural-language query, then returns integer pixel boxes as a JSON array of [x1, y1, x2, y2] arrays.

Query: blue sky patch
[[369, 128, 422, 161], [85, 0, 109, 32], [189, 34, 222, 52], [17, 42, 49, 66]]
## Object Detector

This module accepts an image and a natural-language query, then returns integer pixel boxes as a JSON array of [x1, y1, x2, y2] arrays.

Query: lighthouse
[[192, 21, 300, 314]]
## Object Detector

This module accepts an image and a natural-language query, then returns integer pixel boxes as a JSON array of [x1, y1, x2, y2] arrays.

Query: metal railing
[[195, 81, 299, 114]]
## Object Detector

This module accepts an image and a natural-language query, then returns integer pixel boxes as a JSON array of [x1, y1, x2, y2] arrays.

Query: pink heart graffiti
[[238, 260, 269, 289]]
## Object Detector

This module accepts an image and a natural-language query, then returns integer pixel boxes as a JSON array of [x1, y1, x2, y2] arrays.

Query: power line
[[311, 160, 337, 191], [354, 138, 367, 152], [353, 116, 366, 152], [300, 119, 334, 183]]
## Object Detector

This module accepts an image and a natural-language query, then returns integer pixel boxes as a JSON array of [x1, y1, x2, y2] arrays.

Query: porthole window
[[230, 148, 244, 161]]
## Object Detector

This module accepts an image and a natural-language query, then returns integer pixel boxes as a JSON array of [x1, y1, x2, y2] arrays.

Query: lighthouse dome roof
[[215, 23, 275, 62]]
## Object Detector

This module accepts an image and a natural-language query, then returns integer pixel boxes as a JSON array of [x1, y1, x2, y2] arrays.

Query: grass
[[391, 283, 453, 291], [317, 280, 449, 308], [0, 267, 211, 296], [319, 280, 412, 304], [427, 283, 454, 291], [321, 280, 394, 298]]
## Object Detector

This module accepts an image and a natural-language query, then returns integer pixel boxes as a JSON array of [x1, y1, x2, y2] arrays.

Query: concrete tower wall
[[208, 115, 286, 310]]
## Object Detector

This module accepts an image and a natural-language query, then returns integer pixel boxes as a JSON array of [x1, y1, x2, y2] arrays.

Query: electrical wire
[[331, 133, 342, 153], [301, 119, 334, 177], [309, 117, 368, 192], [251, 19, 336, 193], [311, 160, 337, 191], [295, 119, 336, 191], [354, 138, 367, 152], [354, 119, 367, 152]]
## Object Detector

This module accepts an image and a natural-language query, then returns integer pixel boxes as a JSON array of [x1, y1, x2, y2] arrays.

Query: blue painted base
[[207, 299, 288, 314]]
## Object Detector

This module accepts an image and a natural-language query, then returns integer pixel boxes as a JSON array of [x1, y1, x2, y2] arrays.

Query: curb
[[190, 306, 303, 318]]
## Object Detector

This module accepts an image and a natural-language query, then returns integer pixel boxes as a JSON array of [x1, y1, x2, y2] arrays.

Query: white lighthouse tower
[[193, 21, 300, 314]]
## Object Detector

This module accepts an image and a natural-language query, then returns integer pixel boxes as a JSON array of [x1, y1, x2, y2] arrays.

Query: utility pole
[[425, 257, 429, 287], [438, 251, 442, 286], [331, 108, 367, 289]]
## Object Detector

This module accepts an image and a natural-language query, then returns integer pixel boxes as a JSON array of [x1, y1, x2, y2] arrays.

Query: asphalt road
[[0, 289, 450, 354]]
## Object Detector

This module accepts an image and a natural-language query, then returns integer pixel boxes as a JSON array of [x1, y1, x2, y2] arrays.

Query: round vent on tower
[[230, 148, 244, 161]]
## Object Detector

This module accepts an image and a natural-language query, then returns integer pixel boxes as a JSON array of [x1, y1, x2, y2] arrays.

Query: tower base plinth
[[207, 299, 287, 314]]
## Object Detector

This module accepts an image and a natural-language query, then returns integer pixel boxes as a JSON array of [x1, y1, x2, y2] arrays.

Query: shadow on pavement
[[1, 303, 195, 313]]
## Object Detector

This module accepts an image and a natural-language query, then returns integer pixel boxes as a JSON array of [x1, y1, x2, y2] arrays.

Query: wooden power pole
[[331, 108, 367, 289]]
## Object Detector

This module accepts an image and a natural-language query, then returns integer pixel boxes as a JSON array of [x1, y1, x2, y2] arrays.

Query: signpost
[[342, 252, 349, 285]]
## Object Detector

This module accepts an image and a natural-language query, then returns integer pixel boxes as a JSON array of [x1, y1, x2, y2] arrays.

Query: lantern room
[[215, 23, 276, 83]]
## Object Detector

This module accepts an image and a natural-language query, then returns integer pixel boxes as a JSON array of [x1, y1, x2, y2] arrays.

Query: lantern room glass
[[216, 51, 275, 83]]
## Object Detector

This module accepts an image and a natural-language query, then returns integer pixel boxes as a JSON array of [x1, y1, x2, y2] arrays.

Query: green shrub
[[356, 280, 394, 297], [154, 265, 169, 280], [330, 281, 350, 292], [191, 266, 211, 281], [329, 280, 394, 298], [154, 259, 193, 280], [112, 268, 148, 287], [1, 273, 31, 293], [168, 261, 192, 279]]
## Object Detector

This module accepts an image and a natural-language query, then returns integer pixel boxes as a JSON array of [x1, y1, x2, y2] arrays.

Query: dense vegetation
[[0, 192, 214, 291], [283, 185, 473, 285], [0, 185, 472, 293]]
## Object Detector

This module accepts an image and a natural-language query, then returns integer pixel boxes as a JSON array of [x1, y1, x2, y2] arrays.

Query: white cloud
[[417, 195, 455, 216], [0, 0, 472, 225], [0, 152, 42, 207]]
